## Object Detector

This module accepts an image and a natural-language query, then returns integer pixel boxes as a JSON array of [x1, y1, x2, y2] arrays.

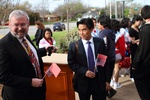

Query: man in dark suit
[[67, 18, 110, 100], [0, 10, 51, 100]]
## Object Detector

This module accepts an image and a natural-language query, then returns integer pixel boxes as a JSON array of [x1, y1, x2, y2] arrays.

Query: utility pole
[[115, 0, 133, 19], [65, 0, 69, 33], [110, 1, 112, 19], [105, 0, 107, 14], [122, 1, 125, 18], [115, 0, 118, 19]]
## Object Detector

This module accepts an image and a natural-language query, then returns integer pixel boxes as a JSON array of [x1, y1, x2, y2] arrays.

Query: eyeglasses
[[11, 23, 28, 28]]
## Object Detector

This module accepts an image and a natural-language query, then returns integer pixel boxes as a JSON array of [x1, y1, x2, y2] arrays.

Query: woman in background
[[119, 18, 131, 76], [111, 19, 126, 89], [33, 21, 45, 47], [129, 15, 143, 81], [39, 28, 57, 54]]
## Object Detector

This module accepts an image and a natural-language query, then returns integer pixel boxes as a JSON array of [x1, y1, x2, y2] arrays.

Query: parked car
[[53, 22, 66, 31]]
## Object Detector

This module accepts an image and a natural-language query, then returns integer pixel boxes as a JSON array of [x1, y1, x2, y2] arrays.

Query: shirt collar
[[10, 32, 26, 42], [18, 36, 27, 43], [82, 37, 94, 45]]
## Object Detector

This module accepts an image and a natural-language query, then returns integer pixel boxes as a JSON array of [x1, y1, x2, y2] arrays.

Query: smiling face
[[78, 24, 93, 40], [9, 16, 29, 39]]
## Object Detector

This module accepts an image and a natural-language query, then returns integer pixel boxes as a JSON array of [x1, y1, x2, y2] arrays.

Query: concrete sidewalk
[[106, 75, 140, 100], [75, 75, 140, 100], [0, 54, 140, 100], [0, 76, 140, 100]]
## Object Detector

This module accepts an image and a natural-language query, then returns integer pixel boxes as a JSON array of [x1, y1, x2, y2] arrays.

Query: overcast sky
[[20, 0, 150, 11]]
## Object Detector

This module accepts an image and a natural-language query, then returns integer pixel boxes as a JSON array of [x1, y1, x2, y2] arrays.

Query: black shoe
[[106, 91, 109, 96], [107, 88, 117, 98]]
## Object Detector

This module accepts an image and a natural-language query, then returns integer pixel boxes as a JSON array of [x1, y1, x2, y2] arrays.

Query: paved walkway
[[0, 55, 141, 100], [0, 37, 141, 100], [75, 75, 140, 100], [0, 75, 140, 100], [106, 75, 140, 100]]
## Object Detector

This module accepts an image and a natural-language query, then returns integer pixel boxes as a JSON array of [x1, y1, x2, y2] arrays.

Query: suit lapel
[[93, 38, 99, 59], [26, 35, 37, 50], [78, 39, 86, 56], [8, 33, 32, 63], [78, 39, 88, 65]]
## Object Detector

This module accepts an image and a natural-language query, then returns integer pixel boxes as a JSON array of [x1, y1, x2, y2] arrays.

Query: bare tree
[[52, 1, 88, 21], [34, 0, 50, 22], [0, 0, 20, 26]]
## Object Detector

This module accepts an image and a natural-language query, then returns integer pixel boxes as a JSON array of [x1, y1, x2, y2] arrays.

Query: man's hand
[[31, 78, 43, 87], [106, 82, 111, 91], [132, 67, 136, 70], [85, 70, 95, 78]]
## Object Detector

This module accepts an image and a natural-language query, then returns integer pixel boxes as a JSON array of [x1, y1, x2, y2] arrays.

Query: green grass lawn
[[30, 26, 78, 53], [31, 26, 77, 45], [53, 31, 68, 46], [30, 27, 77, 45], [30, 30, 68, 47]]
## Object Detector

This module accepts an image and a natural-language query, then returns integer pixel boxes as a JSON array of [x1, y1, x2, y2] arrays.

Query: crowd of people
[[68, 5, 150, 100], [0, 4, 150, 100]]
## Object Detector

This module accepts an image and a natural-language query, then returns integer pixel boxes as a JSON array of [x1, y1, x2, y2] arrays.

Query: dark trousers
[[109, 60, 115, 80], [78, 78, 106, 100], [130, 50, 136, 78], [134, 77, 150, 100]]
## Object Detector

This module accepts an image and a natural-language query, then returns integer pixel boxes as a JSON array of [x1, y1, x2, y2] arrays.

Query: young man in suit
[[0, 10, 51, 100], [67, 18, 110, 100]]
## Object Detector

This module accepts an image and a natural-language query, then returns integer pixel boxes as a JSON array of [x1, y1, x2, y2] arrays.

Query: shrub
[[59, 31, 79, 53]]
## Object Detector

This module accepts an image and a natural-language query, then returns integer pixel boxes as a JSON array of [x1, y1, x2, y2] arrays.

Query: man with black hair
[[68, 18, 109, 100], [98, 14, 117, 98]]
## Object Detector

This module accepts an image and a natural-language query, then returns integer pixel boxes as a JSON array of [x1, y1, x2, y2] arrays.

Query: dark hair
[[91, 17, 96, 22], [131, 15, 143, 25], [98, 14, 111, 29], [111, 19, 120, 33], [120, 18, 130, 28], [35, 20, 45, 30], [77, 18, 94, 30], [141, 5, 150, 20], [43, 27, 53, 38]]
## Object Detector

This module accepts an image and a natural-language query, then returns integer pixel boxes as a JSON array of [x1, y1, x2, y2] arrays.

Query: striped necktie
[[22, 38, 42, 78]]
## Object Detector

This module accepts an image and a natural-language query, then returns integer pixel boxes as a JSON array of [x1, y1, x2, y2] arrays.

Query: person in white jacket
[[39, 28, 57, 54], [91, 17, 100, 37]]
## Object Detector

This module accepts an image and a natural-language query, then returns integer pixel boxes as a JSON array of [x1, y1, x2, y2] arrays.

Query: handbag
[[119, 57, 130, 68], [115, 53, 122, 61]]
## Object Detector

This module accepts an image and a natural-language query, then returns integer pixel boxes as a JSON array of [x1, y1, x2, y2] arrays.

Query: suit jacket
[[67, 37, 110, 94], [0, 32, 47, 100]]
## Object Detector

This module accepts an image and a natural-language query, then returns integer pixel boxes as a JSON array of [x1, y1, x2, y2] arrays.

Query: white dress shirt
[[82, 37, 96, 66]]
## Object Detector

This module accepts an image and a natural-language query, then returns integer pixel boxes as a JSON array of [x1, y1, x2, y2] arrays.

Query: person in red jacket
[[111, 19, 126, 90]]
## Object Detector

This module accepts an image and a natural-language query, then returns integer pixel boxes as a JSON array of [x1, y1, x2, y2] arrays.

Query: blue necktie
[[87, 41, 95, 72]]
